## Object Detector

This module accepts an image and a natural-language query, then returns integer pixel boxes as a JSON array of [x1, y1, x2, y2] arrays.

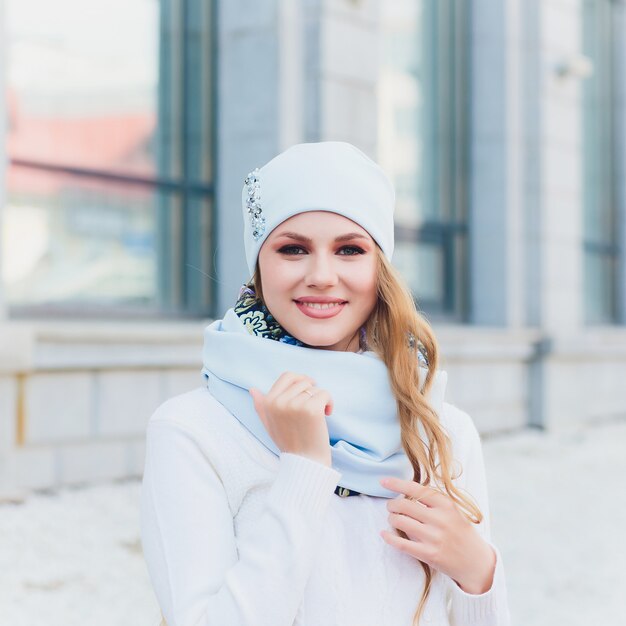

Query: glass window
[[582, 0, 619, 324], [3, 0, 215, 317], [378, 0, 469, 320]]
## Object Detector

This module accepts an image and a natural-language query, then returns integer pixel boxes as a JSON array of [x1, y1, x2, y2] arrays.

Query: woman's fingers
[[308, 389, 333, 416], [379, 477, 445, 508], [324, 395, 334, 416], [276, 379, 334, 420], [279, 379, 319, 403], [267, 371, 316, 399], [252, 373, 333, 421], [249, 372, 333, 467]]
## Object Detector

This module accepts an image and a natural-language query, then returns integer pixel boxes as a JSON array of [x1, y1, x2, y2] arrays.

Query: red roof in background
[[6, 87, 157, 198]]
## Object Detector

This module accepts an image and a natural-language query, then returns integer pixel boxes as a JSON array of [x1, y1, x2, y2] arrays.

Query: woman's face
[[257, 211, 379, 352]]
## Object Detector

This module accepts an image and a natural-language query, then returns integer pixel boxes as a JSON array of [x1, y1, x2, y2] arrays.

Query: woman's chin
[[299, 336, 339, 349], [296, 330, 355, 351], [279, 314, 358, 350]]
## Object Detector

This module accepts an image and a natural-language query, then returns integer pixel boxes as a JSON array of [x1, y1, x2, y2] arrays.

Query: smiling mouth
[[293, 299, 348, 318], [296, 301, 346, 310]]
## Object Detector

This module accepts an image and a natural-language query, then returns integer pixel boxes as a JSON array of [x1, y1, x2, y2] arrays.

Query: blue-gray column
[[616, 0, 626, 324], [216, 0, 306, 315], [468, 0, 526, 327], [216, 2, 279, 315], [0, 0, 6, 320]]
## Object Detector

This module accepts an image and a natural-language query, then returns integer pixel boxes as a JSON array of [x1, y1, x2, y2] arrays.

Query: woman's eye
[[277, 245, 365, 256], [338, 246, 365, 256], [278, 245, 306, 255]]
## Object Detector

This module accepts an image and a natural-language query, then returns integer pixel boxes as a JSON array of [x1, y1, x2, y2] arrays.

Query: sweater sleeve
[[140, 418, 341, 626], [444, 408, 512, 626]]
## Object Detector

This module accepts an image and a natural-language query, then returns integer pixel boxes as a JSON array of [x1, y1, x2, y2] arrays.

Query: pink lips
[[294, 299, 347, 319]]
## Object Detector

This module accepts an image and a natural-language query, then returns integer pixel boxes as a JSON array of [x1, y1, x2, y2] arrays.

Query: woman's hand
[[379, 477, 497, 594], [249, 372, 334, 468]]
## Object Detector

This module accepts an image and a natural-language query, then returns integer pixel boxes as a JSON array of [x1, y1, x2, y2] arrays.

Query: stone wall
[[0, 322, 205, 500]]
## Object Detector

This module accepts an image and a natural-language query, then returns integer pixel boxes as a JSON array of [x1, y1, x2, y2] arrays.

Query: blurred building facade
[[0, 0, 625, 498]]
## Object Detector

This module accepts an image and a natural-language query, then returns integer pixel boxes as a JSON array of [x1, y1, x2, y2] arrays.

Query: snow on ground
[[0, 478, 161, 626], [1, 418, 625, 626], [486, 417, 626, 626]]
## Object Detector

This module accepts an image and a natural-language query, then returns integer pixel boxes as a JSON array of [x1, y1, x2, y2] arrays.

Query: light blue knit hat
[[241, 141, 396, 276]]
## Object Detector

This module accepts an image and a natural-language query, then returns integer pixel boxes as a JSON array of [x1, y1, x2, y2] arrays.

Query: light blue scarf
[[201, 301, 448, 498]]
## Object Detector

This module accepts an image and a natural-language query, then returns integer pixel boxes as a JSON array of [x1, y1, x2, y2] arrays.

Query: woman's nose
[[304, 253, 339, 287]]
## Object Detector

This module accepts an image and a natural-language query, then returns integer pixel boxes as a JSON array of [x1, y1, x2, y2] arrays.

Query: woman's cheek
[[349, 263, 377, 293]]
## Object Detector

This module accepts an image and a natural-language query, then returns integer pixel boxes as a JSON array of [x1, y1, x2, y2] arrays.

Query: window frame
[[5, 0, 218, 320], [380, 0, 471, 323]]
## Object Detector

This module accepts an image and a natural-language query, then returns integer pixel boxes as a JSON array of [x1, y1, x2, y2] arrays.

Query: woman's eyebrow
[[275, 231, 370, 243]]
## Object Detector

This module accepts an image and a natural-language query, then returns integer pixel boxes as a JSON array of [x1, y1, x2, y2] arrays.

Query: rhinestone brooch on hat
[[244, 168, 266, 241]]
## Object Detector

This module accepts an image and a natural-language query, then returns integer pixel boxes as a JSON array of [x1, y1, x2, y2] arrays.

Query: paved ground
[[1, 417, 625, 625]]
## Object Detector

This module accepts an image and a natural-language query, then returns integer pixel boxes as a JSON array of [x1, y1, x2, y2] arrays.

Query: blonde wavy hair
[[157, 244, 484, 626]]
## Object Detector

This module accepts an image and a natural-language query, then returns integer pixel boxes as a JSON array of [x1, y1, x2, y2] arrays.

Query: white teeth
[[299, 301, 343, 310]]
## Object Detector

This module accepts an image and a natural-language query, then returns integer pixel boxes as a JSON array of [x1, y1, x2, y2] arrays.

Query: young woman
[[140, 142, 511, 626]]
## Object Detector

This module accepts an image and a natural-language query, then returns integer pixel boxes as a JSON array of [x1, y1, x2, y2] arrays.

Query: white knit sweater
[[140, 386, 511, 626]]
